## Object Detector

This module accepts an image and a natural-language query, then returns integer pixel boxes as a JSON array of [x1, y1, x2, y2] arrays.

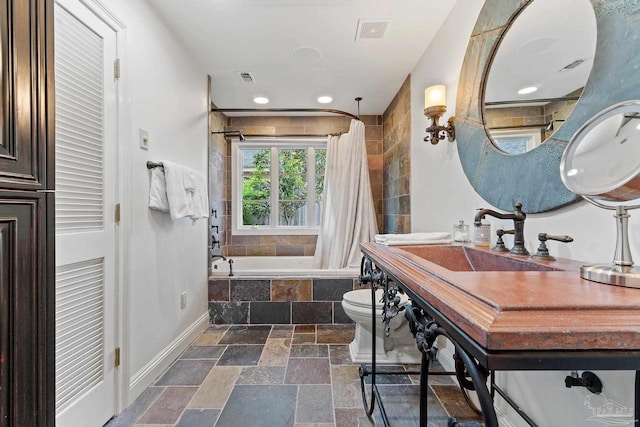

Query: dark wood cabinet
[[0, 192, 54, 427], [0, 0, 55, 426], [0, 0, 52, 190]]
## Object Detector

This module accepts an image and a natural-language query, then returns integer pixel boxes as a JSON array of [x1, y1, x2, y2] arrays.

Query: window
[[232, 140, 326, 235], [490, 129, 542, 154]]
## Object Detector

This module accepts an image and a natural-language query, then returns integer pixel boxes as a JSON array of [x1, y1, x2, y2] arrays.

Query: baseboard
[[436, 336, 456, 372], [128, 312, 209, 402]]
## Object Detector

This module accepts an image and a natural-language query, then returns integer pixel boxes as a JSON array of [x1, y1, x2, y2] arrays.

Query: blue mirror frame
[[455, 0, 640, 213]]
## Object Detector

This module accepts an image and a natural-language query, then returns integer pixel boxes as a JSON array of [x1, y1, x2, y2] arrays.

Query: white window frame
[[231, 139, 326, 235], [490, 129, 542, 154]]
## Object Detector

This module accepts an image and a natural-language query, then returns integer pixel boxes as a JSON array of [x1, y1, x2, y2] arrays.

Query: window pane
[[494, 137, 529, 154], [242, 148, 271, 226], [278, 149, 307, 226], [279, 148, 307, 174], [243, 201, 271, 225], [314, 148, 326, 226], [279, 202, 306, 226]]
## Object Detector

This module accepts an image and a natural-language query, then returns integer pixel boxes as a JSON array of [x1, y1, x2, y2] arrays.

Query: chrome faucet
[[474, 202, 529, 256]]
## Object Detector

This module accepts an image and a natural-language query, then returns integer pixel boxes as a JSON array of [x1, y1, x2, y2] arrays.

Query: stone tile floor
[[105, 324, 481, 427]]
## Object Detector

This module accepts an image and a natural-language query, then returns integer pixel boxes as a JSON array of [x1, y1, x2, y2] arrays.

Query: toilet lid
[[343, 289, 410, 309]]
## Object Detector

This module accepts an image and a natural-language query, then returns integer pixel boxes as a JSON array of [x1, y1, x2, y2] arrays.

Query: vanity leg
[[451, 343, 499, 427], [361, 284, 378, 418], [420, 350, 431, 426], [633, 371, 640, 427]]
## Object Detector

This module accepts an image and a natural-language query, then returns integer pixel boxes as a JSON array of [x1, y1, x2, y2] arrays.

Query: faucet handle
[[492, 229, 513, 252], [531, 233, 573, 261], [538, 232, 574, 243]]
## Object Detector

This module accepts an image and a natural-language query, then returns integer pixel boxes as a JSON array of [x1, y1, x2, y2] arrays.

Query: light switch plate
[[140, 129, 149, 150]]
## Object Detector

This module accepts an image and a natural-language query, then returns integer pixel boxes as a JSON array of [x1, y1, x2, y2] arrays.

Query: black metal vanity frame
[[360, 255, 640, 427]]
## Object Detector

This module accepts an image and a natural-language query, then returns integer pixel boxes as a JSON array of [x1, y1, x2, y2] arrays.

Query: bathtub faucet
[[474, 202, 528, 256], [211, 254, 226, 262]]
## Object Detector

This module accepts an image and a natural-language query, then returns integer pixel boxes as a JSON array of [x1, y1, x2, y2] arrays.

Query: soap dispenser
[[473, 218, 491, 247]]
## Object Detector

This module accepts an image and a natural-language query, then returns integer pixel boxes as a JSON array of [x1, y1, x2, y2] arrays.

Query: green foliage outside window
[[241, 146, 326, 227], [279, 149, 307, 225], [242, 149, 270, 225]]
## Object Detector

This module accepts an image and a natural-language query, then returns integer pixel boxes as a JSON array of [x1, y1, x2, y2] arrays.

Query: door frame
[[63, 0, 131, 414]]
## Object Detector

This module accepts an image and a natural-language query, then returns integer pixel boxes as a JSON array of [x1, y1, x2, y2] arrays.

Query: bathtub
[[211, 256, 359, 279]]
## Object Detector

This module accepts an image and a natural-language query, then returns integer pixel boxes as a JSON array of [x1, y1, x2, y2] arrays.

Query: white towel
[[379, 238, 452, 246], [188, 170, 209, 220], [150, 160, 209, 221], [162, 160, 192, 220], [148, 167, 170, 213], [375, 232, 450, 244]]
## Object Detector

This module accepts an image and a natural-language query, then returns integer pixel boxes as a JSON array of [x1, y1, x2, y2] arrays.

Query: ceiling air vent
[[355, 19, 389, 41], [237, 71, 256, 84]]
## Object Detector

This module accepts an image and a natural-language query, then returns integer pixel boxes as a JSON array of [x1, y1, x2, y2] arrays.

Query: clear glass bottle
[[453, 220, 470, 243], [474, 220, 491, 246]]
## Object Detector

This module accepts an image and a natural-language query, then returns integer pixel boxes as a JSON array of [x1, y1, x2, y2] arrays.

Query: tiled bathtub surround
[[209, 277, 358, 325], [224, 234, 318, 257], [221, 115, 383, 257], [209, 108, 228, 259]]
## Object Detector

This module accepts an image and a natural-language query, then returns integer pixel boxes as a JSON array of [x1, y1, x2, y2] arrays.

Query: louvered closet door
[[54, 0, 118, 425]]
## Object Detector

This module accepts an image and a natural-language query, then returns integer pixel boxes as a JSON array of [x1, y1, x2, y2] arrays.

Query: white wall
[[411, 1, 636, 425], [104, 0, 210, 403]]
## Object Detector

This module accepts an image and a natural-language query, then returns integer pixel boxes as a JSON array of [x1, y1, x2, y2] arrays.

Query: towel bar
[[146, 161, 163, 169]]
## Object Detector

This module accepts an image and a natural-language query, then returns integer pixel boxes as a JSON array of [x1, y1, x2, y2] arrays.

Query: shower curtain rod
[[210, 107, 359, 120], [239, 132, 345, 139], [211, 97, 363, 120]]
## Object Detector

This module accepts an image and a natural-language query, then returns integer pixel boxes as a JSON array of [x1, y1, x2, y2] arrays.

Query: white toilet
[[342, 288, 422, 364]]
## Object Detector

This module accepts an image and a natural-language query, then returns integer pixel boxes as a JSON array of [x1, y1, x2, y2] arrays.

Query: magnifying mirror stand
[[581, 205, 640, 288]]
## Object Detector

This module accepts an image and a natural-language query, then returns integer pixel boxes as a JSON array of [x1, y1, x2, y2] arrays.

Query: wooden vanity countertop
[[361, 242, 640, 351]]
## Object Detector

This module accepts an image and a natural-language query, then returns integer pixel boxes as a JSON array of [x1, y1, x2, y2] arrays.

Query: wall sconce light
[[424, 85, 456, 144]]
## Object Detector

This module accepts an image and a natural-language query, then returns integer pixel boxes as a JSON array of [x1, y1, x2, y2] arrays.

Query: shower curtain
[[313, 119, 378, 269]]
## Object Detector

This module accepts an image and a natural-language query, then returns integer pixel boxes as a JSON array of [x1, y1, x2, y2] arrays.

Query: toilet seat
[[343, 289, 410, 309]]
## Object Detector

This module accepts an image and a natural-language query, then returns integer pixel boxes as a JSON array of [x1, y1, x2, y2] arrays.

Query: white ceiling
[[149, 0, 458, 116], [485, 0, 597, 104]]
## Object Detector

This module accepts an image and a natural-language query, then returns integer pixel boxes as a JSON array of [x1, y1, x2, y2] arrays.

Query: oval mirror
[[484, 0, 597, 154], [457, 0, 640, 213]]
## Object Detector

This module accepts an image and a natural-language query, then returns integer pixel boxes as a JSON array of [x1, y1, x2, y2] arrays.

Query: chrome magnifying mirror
[[561, 100, 640, 288]]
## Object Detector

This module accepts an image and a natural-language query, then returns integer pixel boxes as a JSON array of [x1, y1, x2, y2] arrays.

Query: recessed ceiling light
[[253, 97, 269, 104], [317, 96, 332, 104], [517, 86, 538, 95]]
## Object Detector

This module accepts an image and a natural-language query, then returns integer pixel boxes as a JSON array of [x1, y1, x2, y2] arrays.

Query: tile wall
[[484, 88, 583, 142], [208, 276, 363, 325], [209, 108, 228, 258], [218, 115, 383, 256], [382, 75, 412, 233]]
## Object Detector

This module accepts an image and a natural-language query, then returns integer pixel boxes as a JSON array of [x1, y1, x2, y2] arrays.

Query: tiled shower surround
[[221, 114, 384, 257], [208, 276, 360, 325]]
